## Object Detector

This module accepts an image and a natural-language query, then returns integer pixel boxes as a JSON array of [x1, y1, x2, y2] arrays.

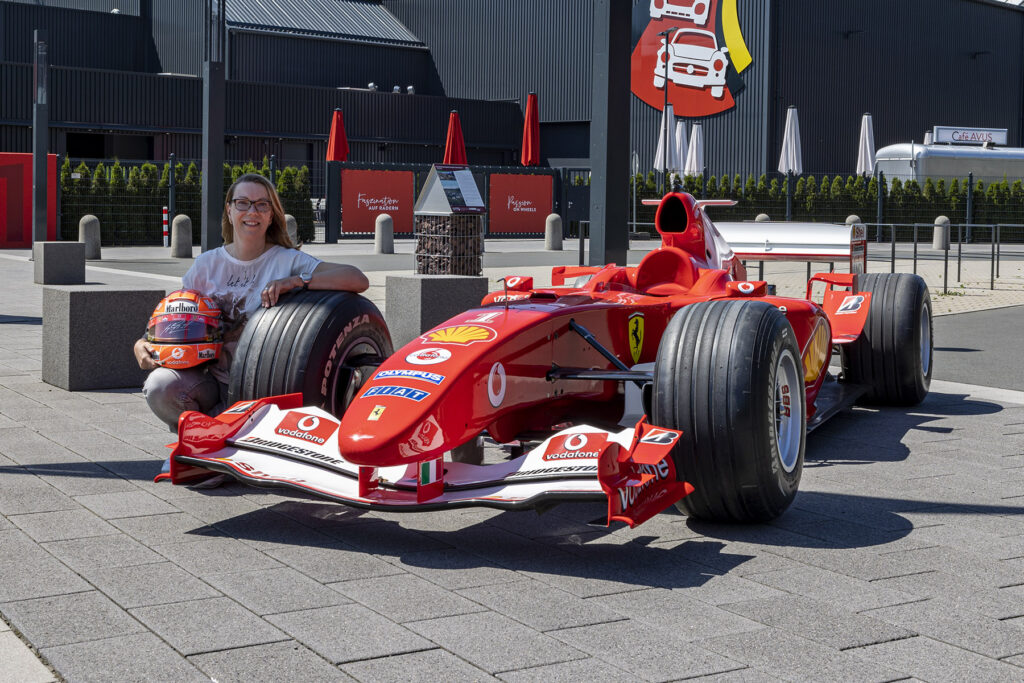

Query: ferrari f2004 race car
[[160, 192, 933, 528]]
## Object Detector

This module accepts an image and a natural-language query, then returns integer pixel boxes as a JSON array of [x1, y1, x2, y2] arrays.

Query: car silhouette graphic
[[649, 0, 710, 26], [653, 28, 729, 99]]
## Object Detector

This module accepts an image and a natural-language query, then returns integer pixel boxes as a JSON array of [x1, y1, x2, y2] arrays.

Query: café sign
[[932, 126, 1008, 146]]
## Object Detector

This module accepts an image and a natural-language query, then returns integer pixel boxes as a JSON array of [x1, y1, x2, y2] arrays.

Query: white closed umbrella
[[683, 122, 703, 176], [653, 104, 682, 173], [856, 112, 875, 175], [778, 106, 803, 175], [673, 120, 688, 176]]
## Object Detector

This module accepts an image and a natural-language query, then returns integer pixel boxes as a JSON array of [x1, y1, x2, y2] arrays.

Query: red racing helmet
[[146, 290, 223, 368]]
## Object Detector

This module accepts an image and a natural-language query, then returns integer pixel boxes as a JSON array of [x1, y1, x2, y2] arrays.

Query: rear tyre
[[652, 300, 805, 523], [228, 290, 392, 416], [841, 273, 932, 406]]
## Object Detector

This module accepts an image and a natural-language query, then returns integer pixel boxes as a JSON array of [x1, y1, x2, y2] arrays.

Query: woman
[[134, 173, 368, 429]]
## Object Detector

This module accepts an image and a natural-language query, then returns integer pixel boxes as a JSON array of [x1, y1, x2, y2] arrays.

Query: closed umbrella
[[683, 122, 703, 177], [326, 108, 349, 162], [673, 120, 688, 180], [653, 104, 682, 174], [520, 92, 540, 166], [443, 110, 468, 165], [856, 112, 875, 175], [778, 105, 802, 174]]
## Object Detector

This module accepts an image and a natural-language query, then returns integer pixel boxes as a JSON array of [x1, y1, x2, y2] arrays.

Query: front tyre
[[652, 300, 805, 523], [842, 273, 932, 406]]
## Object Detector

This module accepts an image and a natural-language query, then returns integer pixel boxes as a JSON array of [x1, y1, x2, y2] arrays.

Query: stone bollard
[[933, 215, 950, 250], [285, 214, 298, 246], [33, 242, 85, 284], [170, 215, 193, 258], [78, 214, 101, 260], [755, 213, 770, 222], [545, 214, 562, 250], [375, 214, 394, 254], [846, 215, 862, 226]]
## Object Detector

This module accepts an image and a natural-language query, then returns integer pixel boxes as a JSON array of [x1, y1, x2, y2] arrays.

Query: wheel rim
[[919, 304, 932, 377], [330, 336, 385, 413], [774, 349, 802, 474]]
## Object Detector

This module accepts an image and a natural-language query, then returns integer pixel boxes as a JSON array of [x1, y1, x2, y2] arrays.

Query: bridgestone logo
[[236, 436, 346, 467], [509, 464, 598, 478], [275, 428, 326, 445]]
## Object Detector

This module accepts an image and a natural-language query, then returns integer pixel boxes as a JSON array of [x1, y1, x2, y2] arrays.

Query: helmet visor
[[147, 314, 221, 343]]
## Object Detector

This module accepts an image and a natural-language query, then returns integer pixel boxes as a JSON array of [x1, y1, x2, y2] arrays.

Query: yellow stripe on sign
[[722, 0, 752, 73]]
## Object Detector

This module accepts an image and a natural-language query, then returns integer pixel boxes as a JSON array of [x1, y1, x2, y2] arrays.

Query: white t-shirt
[[182, 244, 321, 382]]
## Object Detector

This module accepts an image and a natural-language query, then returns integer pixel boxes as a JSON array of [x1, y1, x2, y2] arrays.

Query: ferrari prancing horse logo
[[628, 313, 645, 364]]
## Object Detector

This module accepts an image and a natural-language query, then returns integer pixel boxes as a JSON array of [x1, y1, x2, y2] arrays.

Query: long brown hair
[[221, 173, 295, 248]]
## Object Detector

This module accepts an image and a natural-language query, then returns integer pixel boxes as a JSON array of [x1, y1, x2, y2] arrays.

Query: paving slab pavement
[[0, 241, 1023, 681]]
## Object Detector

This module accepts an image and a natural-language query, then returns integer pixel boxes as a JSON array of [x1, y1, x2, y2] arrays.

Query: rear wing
[[714, 221, 868, 274]]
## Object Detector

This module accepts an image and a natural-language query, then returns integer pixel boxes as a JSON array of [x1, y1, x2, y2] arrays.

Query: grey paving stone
[[9, 508, 118, 542], [698, 627, 904, 681], [456, 579, 624, 632], [167, 489, 265, 522], [749, 564, 920, 612], [0, 591, 144, 648], [322, 519, 452, 555], [111, 511, 222, 546], [267, 604, 433, 664], [210, 507, 341, 550], [673, 573, 787, 607], [42, 633, 209, 683], [408, 611, 587, 674], [862, 598, 1024, 659], [73, 489, 178, 519], [80, 561, 221, 609], [41, 533, 163, 571], [850, 635, 1024, 682], [550, 619, 743, 681], [874, 570, 1024, 620], [0, 471, 79, 515], [880, 544, 1024, 588], [0, 631, 55, 683], [0, 428, 84, 465], [189, 640, 355, 683], [394, 548, 521, 590], [341, 648, 497, 682], [331, 573, 486, 624], [0, 515, 12, 531], [669, 538, 804, 577], [130, 597, 288, 656], [205, 567, 350, 616], [25, 461, 138, 497], [599, 588, 766, 642], [496, 656, 635, 683], [722, 594, 915, 650], [261, 540, 403, 583], [153, 536, 283, 575]]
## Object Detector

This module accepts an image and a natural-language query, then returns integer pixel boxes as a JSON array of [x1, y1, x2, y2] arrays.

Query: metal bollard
[[375, 214, 394, 254], [78, 214, 101, 260], [170, 214, 192, 258], [545, 213, 562, 250]]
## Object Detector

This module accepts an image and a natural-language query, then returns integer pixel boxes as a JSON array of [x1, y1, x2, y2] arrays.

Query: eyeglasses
[[229, 198, 272, 213]]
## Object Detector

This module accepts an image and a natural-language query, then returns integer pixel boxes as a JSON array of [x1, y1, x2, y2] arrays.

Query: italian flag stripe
[[419, 458, 441, 485]]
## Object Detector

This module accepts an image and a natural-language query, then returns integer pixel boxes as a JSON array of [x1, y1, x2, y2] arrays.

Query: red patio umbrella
[[326, 108, 349, 162], [520, 92, 540, 166], [442, 110, 467, 165]]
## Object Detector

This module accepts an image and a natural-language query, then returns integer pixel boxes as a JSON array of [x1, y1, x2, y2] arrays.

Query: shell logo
[[421, 325, 497, 346]]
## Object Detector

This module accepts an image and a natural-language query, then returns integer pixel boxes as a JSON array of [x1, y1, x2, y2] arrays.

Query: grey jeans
[[142, 366, 226, 431]]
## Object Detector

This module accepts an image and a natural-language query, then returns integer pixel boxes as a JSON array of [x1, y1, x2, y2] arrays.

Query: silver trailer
[[875, 143, 1024, 184]]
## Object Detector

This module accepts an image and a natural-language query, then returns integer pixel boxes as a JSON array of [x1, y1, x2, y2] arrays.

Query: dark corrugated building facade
[[1, 0, 1022, 178]]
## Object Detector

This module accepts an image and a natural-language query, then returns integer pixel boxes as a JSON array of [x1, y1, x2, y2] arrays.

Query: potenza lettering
[[357, 192, 400, 212]]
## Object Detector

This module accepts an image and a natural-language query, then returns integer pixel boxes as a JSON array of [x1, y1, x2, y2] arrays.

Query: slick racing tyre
[[228, 290, 393, 417], [841, 272, 932, 406], [652, 300, 805, 523]]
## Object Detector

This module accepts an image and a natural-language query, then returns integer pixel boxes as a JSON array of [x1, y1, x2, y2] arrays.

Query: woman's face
[[228, 181, 273, 243]]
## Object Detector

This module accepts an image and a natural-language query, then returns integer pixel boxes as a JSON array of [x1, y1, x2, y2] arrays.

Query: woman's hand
[[134, 338, 159, 370], [261, 276, 301, 308]]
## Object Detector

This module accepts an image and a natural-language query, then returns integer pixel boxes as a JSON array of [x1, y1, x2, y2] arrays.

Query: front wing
[[164, 397, 692, 528]]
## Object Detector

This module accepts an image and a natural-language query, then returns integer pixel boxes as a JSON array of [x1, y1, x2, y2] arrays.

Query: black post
[[325, 160, 341, 242], [269, 154, 277, 185], [965, 172, 974, 244], [875, 170, 884, 242], [587, 0, 630, 267], [32, 29, 49, 245], [702, 165, 708, 199], [656, 26, 677, 197], [200, 0, 225, 252], [168, 152, 177, 220], [785, 170, 793, 222]]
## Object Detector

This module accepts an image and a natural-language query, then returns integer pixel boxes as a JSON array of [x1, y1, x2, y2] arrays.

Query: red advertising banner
[[0, 153, 57, 247], [488, 174, 552, 234], [341, 169, 414, 234]]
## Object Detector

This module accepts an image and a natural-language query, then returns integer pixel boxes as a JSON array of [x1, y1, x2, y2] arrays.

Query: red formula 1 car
[[161, 192, 933, 527]]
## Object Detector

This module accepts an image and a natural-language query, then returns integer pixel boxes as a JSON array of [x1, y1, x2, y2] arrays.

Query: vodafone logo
[[171, 347, 185, 359], [275, 411, 339, 445], [565, 434, 587, 450], [738, 282, 755, 294], [487, 362, 506, 408], [406, 348, 451, 365], [542, 433, 602, 461]]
